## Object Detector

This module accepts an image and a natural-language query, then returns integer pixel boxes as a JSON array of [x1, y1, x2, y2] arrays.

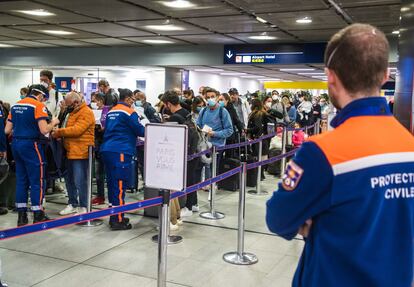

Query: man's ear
[[382, 68, 391, 85]]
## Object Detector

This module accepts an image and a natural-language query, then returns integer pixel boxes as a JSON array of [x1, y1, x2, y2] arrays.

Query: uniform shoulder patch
[[281, 160, 304, 191]]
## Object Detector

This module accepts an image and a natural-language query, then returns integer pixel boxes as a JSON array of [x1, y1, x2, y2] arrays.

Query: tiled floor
[[0, 173, 304, 287]]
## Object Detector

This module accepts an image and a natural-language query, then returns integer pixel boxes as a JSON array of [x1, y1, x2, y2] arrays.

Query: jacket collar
[[118, 102, 130, 108], [331, 97, 391, 128], [73, 102, 86, 113]]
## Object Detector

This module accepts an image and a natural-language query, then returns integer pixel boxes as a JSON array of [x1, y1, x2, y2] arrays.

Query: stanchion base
[[247, 189, 268, 195], [151, 235, 183, 244], [223, 252, 258, 265], [78, 219, 104, 227], [199, 211, 225, 220]]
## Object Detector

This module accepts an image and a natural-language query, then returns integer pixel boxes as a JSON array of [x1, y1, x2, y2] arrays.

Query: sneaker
[[92, 196, 105, 205], [76, 207, 87, 214], [177, 219, 183, 226], [59, 204, 77, 216], [0, 280, 8, 287], [33, 210, 50, 224], [192, 205, 200, 212], [0, 207, 8, 215], [17, 211, 28, 226], [180, 207, 193, 218], [170, 223, 179, 231], [110, 220, 132, 231], [54, 182, 65, 193]]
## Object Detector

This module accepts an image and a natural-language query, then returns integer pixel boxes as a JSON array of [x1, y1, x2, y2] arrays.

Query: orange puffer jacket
[[54, 103, 95, 159]]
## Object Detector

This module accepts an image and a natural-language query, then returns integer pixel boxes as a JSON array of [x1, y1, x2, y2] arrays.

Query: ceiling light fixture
[[392, 30, 400, 35], [297, 72, 326, 75], [241, 75, 262, 78], [16, 9, 55, 17], [161, 0, 196, 8], [220, 72, 247, 76], [194, 68, 224, 72], [42, 30, 75, 35], [280, 68, 315, 72], [296, 17, 312, 24], [142, 39, 174, 44], [145, 24, 185, 31], [256, 16, 267, 24], [401, 7, 410, 12], [258, 78, 281, 81], [0, 43, 15, 48], [249, 35, 277, 40]]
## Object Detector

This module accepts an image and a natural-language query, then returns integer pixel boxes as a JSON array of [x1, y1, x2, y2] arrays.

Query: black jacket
[[226, 103, 244, 134], [103, 89, 119, 106]]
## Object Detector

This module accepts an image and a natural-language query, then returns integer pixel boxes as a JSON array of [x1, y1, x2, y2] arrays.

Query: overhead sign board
[[223, 43, 326, 65], [144, 123, 188, 191], [55, 77, 73, 93]]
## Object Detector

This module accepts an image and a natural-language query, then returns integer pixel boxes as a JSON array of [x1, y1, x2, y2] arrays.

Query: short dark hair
[[192, 96, 205, 112], [325, 23, 389, 94], [20, 87, 29, 95], [204, 87, 218, 96], [228, 88, 238, 95], [40, 70, 53, 81], [118, 88, 133, 101], [162, 90, 180, 106], [183, 89, 194, 97], [93, 92, 105, 103], [133, 89, 141, 95], [98, 79, 109, 87], [221, 93, 231, 102]]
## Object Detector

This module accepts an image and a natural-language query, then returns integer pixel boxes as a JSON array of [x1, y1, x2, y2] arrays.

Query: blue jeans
[[65, 159, 88, 208]]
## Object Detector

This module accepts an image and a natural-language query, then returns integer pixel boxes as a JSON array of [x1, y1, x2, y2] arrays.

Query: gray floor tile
[[33, 264, 153, 287], [0, 249, 75, 286]]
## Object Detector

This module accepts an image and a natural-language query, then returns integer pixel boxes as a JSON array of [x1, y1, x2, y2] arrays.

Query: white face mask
[[272, 95, 278, 101], [40, 81, 49, 90], [265, 102, 272, 109], [91, 102, 98, 110]]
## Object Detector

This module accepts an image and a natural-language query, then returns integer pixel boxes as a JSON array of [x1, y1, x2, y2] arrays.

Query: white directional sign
[[226, 50, 233, 59], [144, 123, 188, 191]]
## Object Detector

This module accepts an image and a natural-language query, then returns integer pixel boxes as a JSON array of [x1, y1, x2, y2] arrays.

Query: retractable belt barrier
[[0, 122, 315, 241]]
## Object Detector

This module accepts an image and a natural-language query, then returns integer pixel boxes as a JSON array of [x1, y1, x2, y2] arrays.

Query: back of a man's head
[[325, 23, 389, 95], [162, 90, 180, 106]]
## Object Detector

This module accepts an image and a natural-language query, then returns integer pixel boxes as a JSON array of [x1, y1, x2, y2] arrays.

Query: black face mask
[[66, 105, 75, 113]]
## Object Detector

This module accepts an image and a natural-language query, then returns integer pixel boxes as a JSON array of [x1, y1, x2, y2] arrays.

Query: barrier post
[[280, 128, 288, 176], [317, 119, 321, 134], [200, 146, 225, 220], [248, 140, 267, 195], [223, 162, 258, 265], [157, 190, 170, 287], [79, 146, 103, 227], [152, 191, 183, 245]]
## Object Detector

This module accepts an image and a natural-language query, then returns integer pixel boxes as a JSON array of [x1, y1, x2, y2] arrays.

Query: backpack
[[179, 113, 212, 164]]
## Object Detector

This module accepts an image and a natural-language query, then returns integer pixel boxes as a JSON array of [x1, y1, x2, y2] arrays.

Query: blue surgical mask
[[196, 106, 203, 112], [135, 100, 142, 107], [20, 94, 25, 99], [207, 99, 216, 107], [218, 101, 225, 107]]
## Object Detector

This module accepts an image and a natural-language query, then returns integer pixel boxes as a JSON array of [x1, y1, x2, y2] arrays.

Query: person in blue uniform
[[266, 24, 414, 287], [100, 88, 145, 230], [5, 85, 60, 226]]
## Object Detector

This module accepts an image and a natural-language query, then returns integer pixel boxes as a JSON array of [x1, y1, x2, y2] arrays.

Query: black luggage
[[245, 154, 258, 187], [267, 148, 282, 176], [143, 187, 160, 218], [217, 157, 240, 191]]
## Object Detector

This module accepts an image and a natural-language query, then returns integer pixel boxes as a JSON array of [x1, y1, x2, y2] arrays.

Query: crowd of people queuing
[[0, 70, 332, 232]]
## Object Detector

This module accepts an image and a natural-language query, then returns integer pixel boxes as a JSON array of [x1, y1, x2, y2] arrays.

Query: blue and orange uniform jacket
[[266, 97, 414, 287], [0, 109, 6, 152], [100, 102, 145, 155], [7, 96, 48, 139]]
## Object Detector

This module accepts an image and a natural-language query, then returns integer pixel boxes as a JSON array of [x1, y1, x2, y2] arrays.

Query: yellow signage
[[264, 81, 328, 90]]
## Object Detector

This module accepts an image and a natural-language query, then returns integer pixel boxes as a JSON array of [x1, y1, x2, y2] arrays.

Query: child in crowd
[[292, 123, 306, 147]]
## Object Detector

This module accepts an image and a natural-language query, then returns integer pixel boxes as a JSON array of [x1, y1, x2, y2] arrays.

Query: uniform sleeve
[[35, 103, 49, 121], [128, 112, 145, 138], [266, 142, 333, 240], [0, 111, 6, 152], [213, 108, 233, 139]]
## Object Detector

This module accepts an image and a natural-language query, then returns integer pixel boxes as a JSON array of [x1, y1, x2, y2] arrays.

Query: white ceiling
[[0, 0, 401, 48]]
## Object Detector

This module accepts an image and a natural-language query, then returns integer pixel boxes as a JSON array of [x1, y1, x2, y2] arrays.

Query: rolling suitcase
[[217, 157, 240, 191], [143, 187, 160, 218], [245, 154, 258, 187], [267, 148, 282, 176]]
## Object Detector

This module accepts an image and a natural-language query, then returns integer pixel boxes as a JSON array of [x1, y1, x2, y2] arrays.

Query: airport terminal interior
[[0, 0, 412, 286]]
